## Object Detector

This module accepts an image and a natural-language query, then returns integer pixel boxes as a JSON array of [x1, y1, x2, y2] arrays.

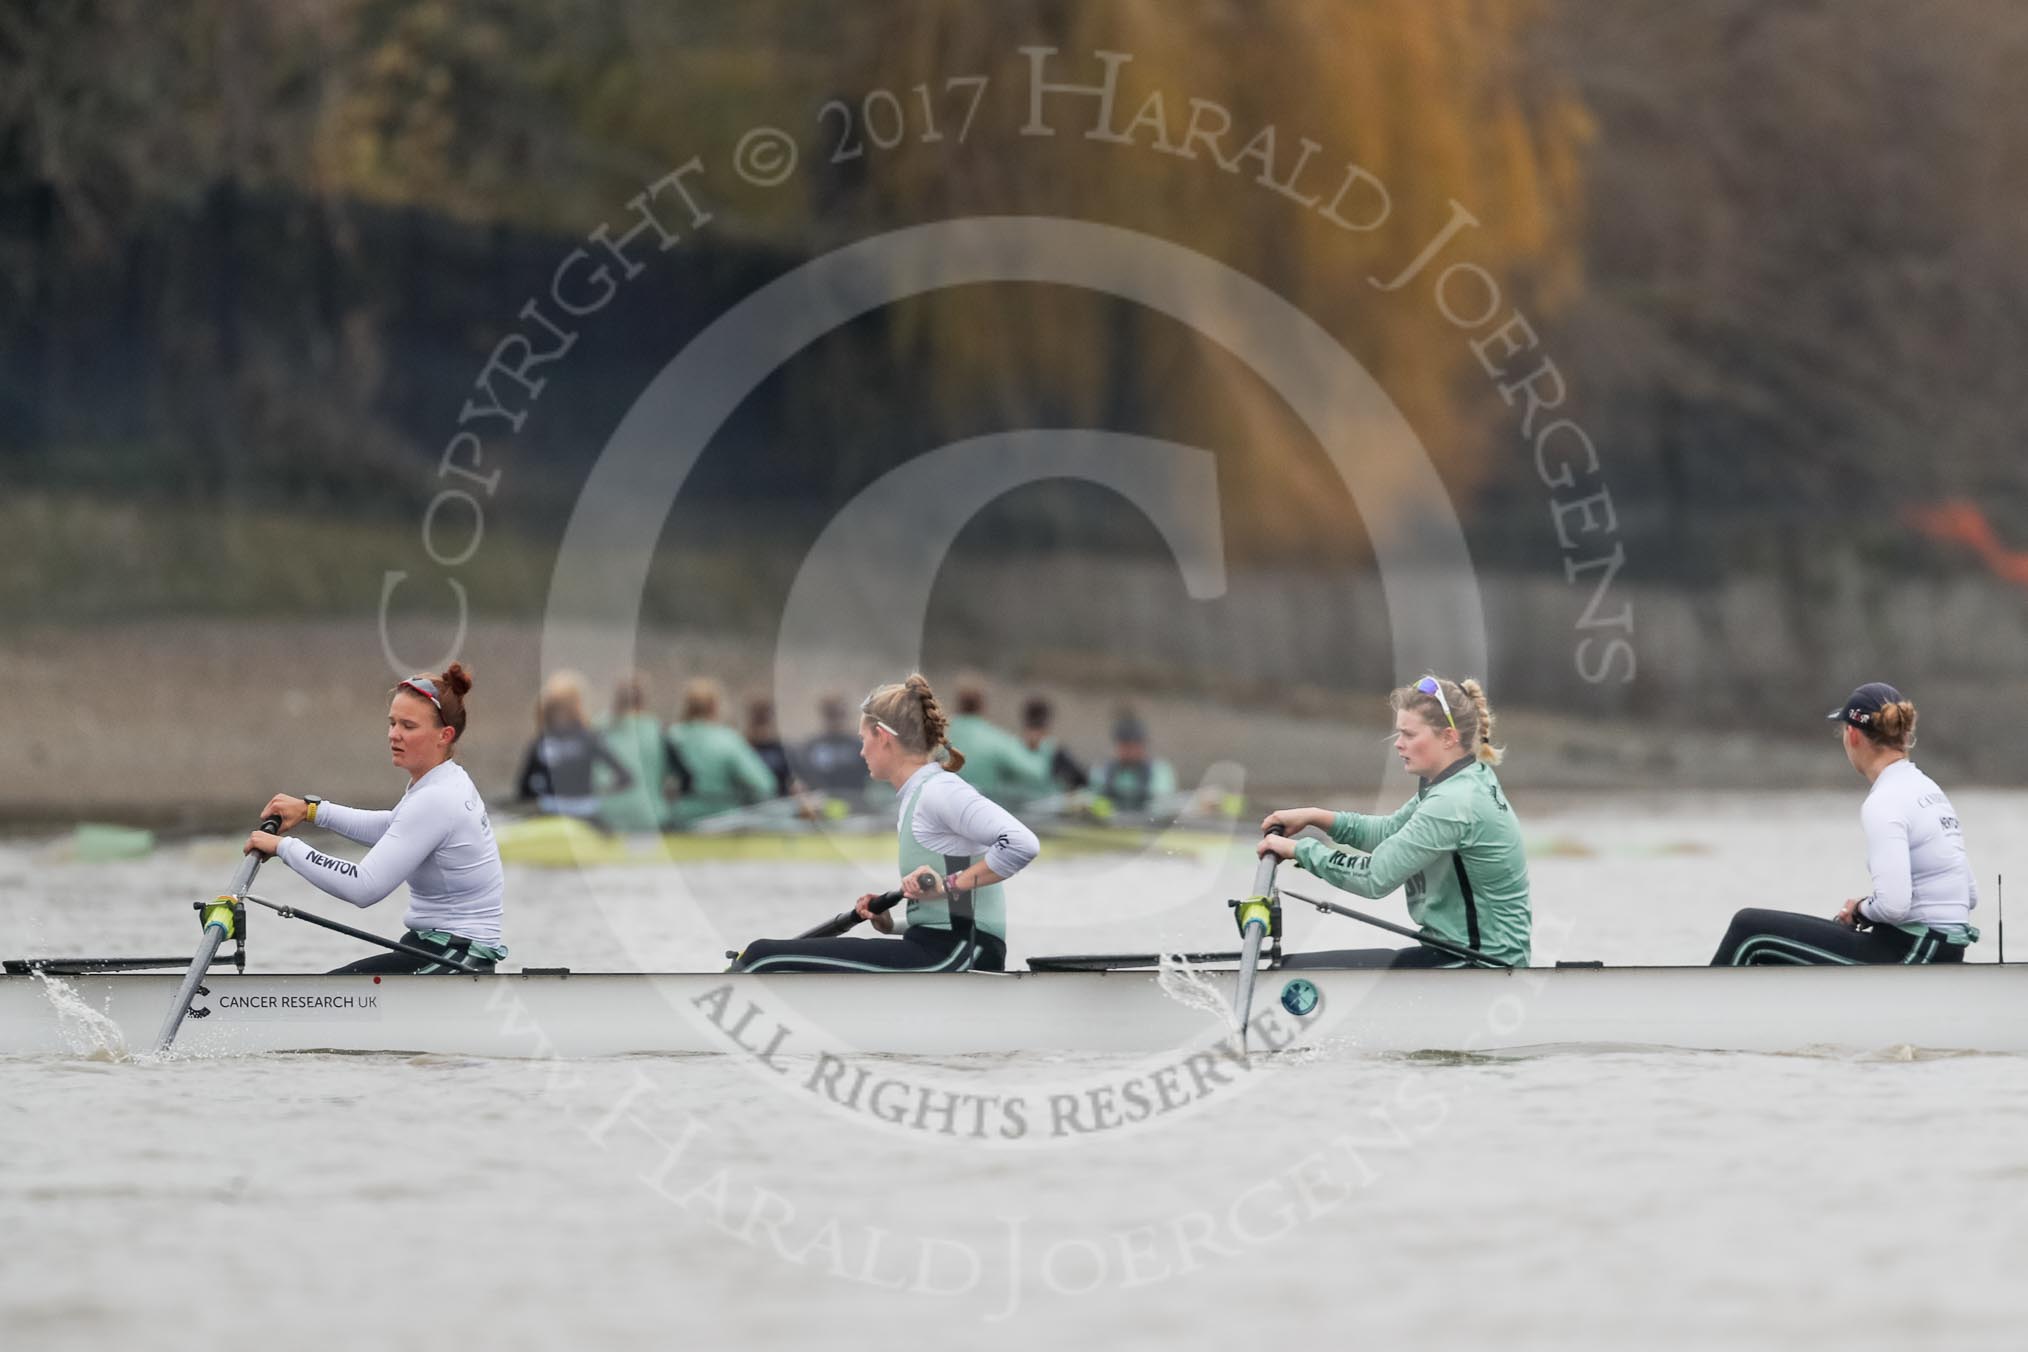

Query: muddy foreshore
[[4, 617, 1871, 832]]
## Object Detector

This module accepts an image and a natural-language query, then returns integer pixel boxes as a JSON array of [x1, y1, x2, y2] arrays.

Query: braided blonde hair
[[861, 673, 966, 772]]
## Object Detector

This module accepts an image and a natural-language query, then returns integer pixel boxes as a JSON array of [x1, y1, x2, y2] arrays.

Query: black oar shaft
[[1282, 884, 1511, 969], [794, 889, 906, 941], [240, 894, 484, 972], [6, 957, 196, 975]]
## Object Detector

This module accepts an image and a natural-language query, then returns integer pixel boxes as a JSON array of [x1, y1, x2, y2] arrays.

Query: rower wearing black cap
[[1711, 682, 1981, 966], [1090, 709, 1176, 814]]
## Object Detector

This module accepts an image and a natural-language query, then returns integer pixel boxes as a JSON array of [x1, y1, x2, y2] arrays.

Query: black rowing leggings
[[736, 926, 1007, 974], [326, 930, 498, 976], [1709, 909, 1966, 966], [1279, 945, 1470, 970]]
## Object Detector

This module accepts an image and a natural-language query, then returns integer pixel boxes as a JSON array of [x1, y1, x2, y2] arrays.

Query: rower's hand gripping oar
[[790, 883, 912, 936], [1231, 825, 1285, 1049], [154, 814, 279, 1053], [795, 886, 908, 942], [723, 886, 909, 968]]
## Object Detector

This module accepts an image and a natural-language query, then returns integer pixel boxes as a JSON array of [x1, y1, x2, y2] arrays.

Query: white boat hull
[[4, 963, 2022, 1059]]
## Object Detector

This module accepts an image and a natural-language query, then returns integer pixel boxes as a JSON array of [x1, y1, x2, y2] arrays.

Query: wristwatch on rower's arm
[[303, 795, 323, 825]]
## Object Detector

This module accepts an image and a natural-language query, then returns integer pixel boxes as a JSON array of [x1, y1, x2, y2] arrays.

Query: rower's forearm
[[1294, 838, 1386, 898], [315, 801, 393, 846], [279, 838, 399, 907]]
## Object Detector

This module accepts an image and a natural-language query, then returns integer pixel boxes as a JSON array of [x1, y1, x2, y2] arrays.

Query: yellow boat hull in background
[[493, 815, 1235, 868]]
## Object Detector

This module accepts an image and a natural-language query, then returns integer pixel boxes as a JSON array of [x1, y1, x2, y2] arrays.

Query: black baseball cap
[[1827, 682, 1904, 730]]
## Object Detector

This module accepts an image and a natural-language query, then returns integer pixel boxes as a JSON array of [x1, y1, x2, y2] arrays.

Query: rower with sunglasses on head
[[1257, 675, 1530, 968], [733, 673, 1039, 973], [242, 663, 508, 974], [1710, 683, 1979, 966]]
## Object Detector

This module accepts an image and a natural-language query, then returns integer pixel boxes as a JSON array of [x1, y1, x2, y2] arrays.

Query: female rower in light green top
[[600, 670, 677, 833], [946, 680, 1045, 807], [1258, 675, 1531, 968], [665, 678, 779, 826]]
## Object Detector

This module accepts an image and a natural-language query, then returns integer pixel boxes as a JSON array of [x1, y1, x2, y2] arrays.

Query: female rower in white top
[[243, 662, 508, 974], [1710, 682, 1979, 965], [735, 673, 1040, 973]]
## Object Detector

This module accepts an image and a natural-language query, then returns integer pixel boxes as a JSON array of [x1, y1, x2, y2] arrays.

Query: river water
[[4, 790, 2024, 1350]]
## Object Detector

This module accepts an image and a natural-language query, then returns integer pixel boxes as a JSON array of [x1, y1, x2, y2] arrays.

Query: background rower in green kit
[[1257, 676, 1532, 969], [665, 678, 779, 826]]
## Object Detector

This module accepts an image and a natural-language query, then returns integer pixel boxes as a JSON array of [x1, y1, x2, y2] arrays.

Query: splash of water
[[1155, 952, 1238, 1030], [1155, 952, 1344, 1066], [34, 972, 133, 1061]]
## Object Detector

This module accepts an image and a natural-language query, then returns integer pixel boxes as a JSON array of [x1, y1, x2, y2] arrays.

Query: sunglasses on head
[[1415, 676, 1458, 732], [398, 675, 442, 711], [858, 690, 905, 740]]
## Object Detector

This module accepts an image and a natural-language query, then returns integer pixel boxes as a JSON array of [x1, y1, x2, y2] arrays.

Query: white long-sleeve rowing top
[[896, 762, 1041, 877], [278, 759, 506, 944], [1854, 759, 1978, 930], [889, 761, 1039, 935]]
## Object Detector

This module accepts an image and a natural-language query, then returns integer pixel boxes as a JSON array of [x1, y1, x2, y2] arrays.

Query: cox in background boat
[[1088, 709, 1177, 815]]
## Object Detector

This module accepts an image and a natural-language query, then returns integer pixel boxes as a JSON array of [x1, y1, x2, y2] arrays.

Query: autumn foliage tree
[[791, 0, 1592, 560]]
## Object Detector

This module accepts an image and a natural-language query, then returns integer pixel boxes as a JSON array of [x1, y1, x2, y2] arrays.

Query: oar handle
[[1248, 823, 1286, 900], [789, 888, 908, 942], [225, 815, 284, 901]]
